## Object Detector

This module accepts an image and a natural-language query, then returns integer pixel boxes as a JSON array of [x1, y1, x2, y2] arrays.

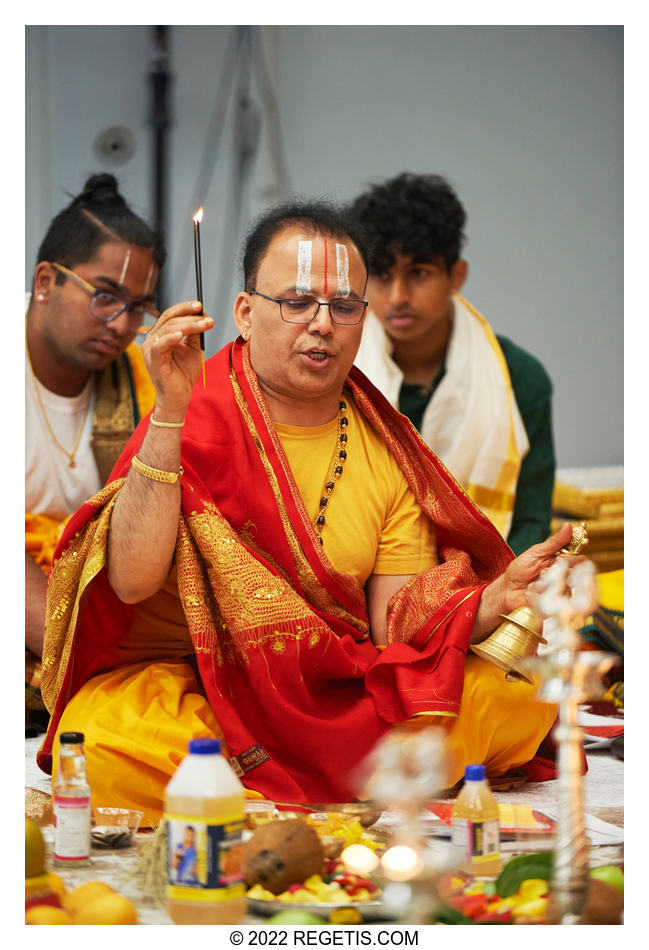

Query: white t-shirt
[[25, 350, 101, 521]]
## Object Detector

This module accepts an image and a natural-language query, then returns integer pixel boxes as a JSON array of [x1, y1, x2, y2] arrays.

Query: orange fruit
[[71, 892, 138, 925], [25, 906, 72, 925], [25, 818, 46, 878], [329, 907, 363, 924], [62, 880, 115, 915], [47, 872, 67, 899]]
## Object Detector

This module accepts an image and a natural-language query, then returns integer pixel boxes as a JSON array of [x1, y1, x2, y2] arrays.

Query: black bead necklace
[[314, 400, 349, 545]]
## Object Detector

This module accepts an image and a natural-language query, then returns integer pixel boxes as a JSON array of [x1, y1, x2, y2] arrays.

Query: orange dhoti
[[52, 654, 556, 828]]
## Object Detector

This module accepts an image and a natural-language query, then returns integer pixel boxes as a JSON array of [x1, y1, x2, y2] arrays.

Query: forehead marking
[[296, 241, 312, 295], [144, 262, 155, 295], [119, 248, 132, 286], [336, 244, 350, 296], [323, 239, 328, 295]]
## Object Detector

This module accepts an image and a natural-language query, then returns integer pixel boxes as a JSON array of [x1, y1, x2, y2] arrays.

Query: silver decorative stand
[[361, 729, 456, 923], [524, 558, 614, 925]]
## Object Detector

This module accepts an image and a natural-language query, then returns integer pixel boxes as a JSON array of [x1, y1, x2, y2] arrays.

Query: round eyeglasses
[[51, 262, 159, 329], [250, 290, 368, 326]]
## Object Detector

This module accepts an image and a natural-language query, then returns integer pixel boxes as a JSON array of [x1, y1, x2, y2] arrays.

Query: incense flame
[[193, 207, 204, 224]]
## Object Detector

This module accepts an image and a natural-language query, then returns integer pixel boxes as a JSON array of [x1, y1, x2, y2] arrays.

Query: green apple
[[267, 909, 324, 925], [590, 865, 624, 894]]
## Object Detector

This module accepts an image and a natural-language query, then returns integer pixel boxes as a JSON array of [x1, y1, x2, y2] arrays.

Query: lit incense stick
[[193, 207, 206, 387]]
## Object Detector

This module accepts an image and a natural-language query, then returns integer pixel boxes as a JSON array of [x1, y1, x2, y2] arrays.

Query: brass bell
[[470, 605, 546, 685], [471, 523, 589, 685]]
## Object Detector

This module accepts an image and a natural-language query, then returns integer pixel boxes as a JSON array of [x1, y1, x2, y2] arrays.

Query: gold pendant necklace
[[26, 340, 92, 469], [314, 399, 349, 545]]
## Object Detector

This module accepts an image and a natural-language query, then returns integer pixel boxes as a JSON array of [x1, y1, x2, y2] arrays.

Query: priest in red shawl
[[38, 202, 568, 826]]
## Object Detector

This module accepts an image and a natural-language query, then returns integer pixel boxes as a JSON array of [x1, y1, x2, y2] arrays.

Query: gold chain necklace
[[26, 340, 92, 469], [314, 399, 349, 545]]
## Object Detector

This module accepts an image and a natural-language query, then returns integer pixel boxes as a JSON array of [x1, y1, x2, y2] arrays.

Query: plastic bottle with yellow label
[[164, 738, 246, 924], [451, 764, 501, 877]]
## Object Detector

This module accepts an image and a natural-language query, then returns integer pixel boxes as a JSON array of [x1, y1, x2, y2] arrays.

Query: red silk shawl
[[39, 339, 513, 801]]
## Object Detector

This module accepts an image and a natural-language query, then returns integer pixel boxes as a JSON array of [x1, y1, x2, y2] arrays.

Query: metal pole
[[149, 25, 171, 310]]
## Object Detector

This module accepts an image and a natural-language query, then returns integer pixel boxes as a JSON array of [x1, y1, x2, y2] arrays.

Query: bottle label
[[165, 812, 245, 902], [53, 794, 91, 861], [451, 817, 500, 864]]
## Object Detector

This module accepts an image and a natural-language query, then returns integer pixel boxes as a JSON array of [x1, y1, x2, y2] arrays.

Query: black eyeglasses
[[249, 290, 368, 326], [51, 262, 159, 329]]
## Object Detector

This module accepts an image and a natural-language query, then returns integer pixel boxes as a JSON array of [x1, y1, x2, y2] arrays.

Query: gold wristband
[[131, 455, 183, 484], [150, 414, 185, 428]]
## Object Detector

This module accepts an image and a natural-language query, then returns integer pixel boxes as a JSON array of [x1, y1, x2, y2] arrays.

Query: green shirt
[[399, 335, 555, 555]]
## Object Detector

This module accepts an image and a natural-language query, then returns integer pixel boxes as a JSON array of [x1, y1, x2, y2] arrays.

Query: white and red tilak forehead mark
[[144, 261, 156, 296], [119, 248, 132, 285], [296, 241, 312, 295], [335, 244, 350, 296]]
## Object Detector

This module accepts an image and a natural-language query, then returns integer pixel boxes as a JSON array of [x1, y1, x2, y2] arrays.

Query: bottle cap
[[188, 738, 222, 755], [60, 732, 85, 744], [464, 764, 486, 781]]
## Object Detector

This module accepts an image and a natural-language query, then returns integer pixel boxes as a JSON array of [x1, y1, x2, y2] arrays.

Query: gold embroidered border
[[188, 507, 316, 633], [179, 503, 338, 664], [41, 480, 125, 710], [91, 359, 137, 485]]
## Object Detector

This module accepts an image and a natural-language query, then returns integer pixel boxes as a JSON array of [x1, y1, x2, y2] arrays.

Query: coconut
[[243, 819, 325, 895], [583, 878, 624, 924], [546, 877, 623, 925]]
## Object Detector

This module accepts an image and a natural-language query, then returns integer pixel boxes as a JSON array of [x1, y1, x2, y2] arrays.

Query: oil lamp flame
[[380, 845, 423, 882], [341, 844, 380, 876]]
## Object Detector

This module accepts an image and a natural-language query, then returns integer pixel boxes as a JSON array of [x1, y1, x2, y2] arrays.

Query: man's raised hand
[[142, 301, 214, 416]]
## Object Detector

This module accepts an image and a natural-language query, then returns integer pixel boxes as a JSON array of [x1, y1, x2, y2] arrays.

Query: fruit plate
[[248, 897, 394, 921]]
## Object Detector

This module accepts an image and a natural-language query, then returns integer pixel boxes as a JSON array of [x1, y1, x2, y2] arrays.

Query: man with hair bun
[[350, 172, 555, 556], [25, 173, 165, 726]]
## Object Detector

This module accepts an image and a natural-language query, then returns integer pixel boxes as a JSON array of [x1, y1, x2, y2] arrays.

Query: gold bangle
[[131, 455, 183, 484], [150, 414, 185, 428]]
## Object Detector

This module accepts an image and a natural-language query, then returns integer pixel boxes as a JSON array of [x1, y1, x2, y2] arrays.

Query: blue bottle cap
[[188, 738, 222, 755], [464, 764, 486, 781]]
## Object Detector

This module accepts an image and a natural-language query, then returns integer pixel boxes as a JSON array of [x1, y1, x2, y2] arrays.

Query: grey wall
[[25, 26, 284, 344], [25, 24, 623, 469], [26, 25, 154, 276]]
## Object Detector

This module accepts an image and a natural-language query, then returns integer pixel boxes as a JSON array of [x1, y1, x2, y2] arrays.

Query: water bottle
[[53, 732, 91, 868]]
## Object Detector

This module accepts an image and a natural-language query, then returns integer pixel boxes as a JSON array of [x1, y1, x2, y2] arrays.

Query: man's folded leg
[[51, 660, 225, 828], [439, 654, 558, 787], [51, 654, 557, 819]]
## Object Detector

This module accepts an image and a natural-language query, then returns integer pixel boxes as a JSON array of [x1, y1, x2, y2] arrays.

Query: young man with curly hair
[[350, 173, 555, 555]]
